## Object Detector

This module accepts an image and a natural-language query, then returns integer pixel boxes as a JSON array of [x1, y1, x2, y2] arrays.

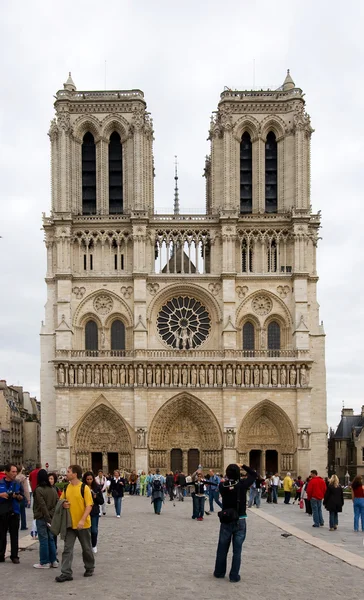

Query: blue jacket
[[0, 478, 24, 515]]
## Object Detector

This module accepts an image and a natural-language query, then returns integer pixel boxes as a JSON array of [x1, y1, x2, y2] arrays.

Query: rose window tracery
[[157, 296, 211, 349], [94, 294, 113, 315], [252, 295, 272, 316]]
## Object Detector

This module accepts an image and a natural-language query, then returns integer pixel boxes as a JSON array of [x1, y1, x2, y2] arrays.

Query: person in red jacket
[[306, 469, 327, 528], [29, 464, 42, 504]]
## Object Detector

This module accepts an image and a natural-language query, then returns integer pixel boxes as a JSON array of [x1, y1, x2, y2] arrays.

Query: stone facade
[[328, 407, 364, 481], [40, 71, 327, 476], [0, 381, 41, 468]]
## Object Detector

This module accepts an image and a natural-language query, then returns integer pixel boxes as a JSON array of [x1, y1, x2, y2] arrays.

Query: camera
[[7, 491, 14, 499]]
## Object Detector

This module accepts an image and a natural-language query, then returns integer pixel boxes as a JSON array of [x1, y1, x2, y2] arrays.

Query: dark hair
[[48, 472, 58, 484], [226, 464, 241, 481], [4, 463, 17, 473], [351, 475, 363, 490], [310, 470, 318, 476], [37, 469, 51, 487], [36, 463, 42, 469], [82, 471, 98, 492], [68, 465, 83, 479]]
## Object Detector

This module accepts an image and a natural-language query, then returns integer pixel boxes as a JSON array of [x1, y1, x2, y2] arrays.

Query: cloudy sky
[[0, 0, 363, 428]]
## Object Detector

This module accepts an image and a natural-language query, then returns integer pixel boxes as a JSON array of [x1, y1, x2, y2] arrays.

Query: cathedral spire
[[63, 72, 76, 92], [282, 69, 295, 91], [173, 155, 180, 215]]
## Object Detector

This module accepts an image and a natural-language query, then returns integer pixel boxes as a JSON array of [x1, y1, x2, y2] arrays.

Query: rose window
[[157, 296, 211, 349]]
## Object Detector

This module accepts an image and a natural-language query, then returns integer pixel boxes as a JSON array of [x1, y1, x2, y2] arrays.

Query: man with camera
[[214, 463, 258, 583], [0, 463, 25, 563]]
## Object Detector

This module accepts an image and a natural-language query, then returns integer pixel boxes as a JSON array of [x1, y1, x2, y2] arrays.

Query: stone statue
[[235, 365, 242, 386], [225, 428, 235, 448], [280, 366, 286, 386], [155, 365, 161, 386], [289, 366, 296, 386], [271, 366, 278, 386], [254, 366, 260, 386], [164, 365, 170, 385], [146, 366, 153, 386], [68, 365, 75, 385], [86, 365, 92, 385], [300, 365, 307, 386], [181, 365, 188, 386], [58, 364, 65, 385], [199, 365, 206, 386], [103, 365, 109, 385], [216, 366, 223, 386], [226, 365, 233, 386], [77, 365, 84, 385], [111, 365, 118, 386], [173, 365, 179, 386], [137, 428, 146, 447], [208, 365, 214, 386], [95, 365, 101, 385], [137, 365, 144, 385], [300, 429, 309, 449], [101, 328, 106, 349], [191, 365, 197, 386], [129, 366, 134, 385], [57, 428, 67, 447], [245, 366, 250, 386], [262, 366, 269, 386], [120, 365, 126, 385]]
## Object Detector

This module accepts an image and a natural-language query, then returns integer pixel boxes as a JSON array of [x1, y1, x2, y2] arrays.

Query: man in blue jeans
[[208, 470, 222, 512], [214, 463, 258, 583], [306, 469, 326, 528]]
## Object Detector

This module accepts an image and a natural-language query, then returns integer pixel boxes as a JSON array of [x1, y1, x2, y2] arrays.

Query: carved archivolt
[[238, 400, 295, 454], [149, 393, 223, 452], [236, 289, 292, 328], [73, 403, 132, 455], [72, 289, 133, 329]]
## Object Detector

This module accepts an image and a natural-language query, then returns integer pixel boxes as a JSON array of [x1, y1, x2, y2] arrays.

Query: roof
[[334, 415, 364, 439]]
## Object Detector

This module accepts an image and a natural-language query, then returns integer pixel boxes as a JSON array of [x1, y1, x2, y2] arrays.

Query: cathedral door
[[91, 452, 102, 474], [171, 448, 183, 472], [249, 449, 262, 472], [265, 450, 278, 474], [108, 452, 119, 474], [188, 449, 200, 474]]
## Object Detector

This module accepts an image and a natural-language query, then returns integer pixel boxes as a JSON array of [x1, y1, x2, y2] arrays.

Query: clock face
[[157, 296, 211, 350]]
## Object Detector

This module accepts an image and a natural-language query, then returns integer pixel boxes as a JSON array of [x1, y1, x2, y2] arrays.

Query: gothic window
[[267, 239, 277, 272], [243, 322, 255, 351], [157, 296, 211, 349], [240, 132, 252, 214], [265, 131, 277, 213], [267, 321, 280, 351], [85, 320, 98, 351], [242, 240, 253, 272], [109, 132, 123, 214], [111, 320, 125, 351], [82, 132, 96, 215]]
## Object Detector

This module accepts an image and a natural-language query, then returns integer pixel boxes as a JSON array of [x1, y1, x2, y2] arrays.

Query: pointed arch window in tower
[[268, 321, 281, 354], [82, 132, 97, 215], [85, 320, 98, 352], [111, 320, 125, 352], [265, 131, 277, 213], [109, 132, 123, 214], [242, 239, 253, 272], [240, 132, 252, 214], [243, 322, 255, 352]]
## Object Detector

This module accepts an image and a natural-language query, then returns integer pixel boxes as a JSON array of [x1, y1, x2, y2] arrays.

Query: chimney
[[342, 408, 354, 417], [361, 406, 364, 418]]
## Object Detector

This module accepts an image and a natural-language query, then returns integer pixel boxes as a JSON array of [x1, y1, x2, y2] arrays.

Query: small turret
[[63, 72, 76, 92], [282, 69, 295, 91]]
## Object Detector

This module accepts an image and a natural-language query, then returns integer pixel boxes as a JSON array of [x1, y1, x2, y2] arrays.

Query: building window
[[111, 320, 125, 351], [240, 132, 252, 214], [268, 321, 280, 351], [265, 131, 277, 213], [362, 448, 364, 462], [243, 322, 255, 351], [336, 457, 340, 466], [267, 239, 277, 272], [109, 132, 123, 214], [242, 240, 253, 272], [82, 132, 96, 215], [85, 320, 98, 351]]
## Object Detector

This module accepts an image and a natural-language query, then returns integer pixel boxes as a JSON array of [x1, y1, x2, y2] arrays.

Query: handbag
[[218, 507, 239, 523], [299, 499, 304, 509]]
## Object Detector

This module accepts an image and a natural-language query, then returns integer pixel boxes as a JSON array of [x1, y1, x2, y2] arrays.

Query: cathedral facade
[[40, 71, 327, 476]]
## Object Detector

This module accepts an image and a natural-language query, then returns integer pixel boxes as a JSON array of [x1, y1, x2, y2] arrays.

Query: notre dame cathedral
[[40, 70, 327, 477]]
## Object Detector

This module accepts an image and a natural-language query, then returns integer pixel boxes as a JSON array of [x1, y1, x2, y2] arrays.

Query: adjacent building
[[328, 407, 364, 481], [41, 70, 327, 476]]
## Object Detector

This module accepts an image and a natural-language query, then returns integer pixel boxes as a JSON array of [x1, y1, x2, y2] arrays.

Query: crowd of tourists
[[0, 461, 364, 584]]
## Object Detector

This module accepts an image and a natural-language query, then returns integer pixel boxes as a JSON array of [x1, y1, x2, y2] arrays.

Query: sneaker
[[92, 546, 97, 554], [55, 574, 73, 583], [320, 523, 324, 527], [51, 561, 59, 568], [329, 528, 334, 531], [84, 570, 94, 577], [197, 517, 203, 521], [33, 563, 50, 569], [102, 512, 106, 516], [334, 526, 338, 530], [116, 515, 120, 518]]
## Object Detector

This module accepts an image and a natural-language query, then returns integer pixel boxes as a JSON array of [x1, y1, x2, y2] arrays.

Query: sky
[[0, 0, 363, 429]]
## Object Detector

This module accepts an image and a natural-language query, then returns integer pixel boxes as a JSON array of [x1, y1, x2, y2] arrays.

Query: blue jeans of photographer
[[36, 519, 57, 565], [214, 518, 247, 582]]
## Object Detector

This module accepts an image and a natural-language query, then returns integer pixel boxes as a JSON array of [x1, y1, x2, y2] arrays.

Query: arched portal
[[238, 400, 296, 475], [72, 403, 132, 473], [149, 393, 223, 473]]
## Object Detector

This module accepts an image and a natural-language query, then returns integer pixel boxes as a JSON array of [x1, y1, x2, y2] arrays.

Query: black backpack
[[152, 477, 162, 492]]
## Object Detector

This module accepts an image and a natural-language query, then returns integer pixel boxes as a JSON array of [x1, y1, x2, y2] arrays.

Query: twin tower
[[40, 70, 327, 478]]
